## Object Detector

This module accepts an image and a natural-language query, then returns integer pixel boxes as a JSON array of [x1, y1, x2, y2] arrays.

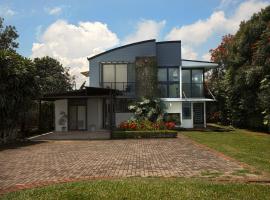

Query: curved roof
[[87, 39, 156, 60]]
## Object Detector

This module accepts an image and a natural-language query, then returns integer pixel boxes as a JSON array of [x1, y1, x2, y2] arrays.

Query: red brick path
[[0, 135, 260, 193]]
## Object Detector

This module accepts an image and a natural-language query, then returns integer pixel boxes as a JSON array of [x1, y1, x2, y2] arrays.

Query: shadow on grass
[[176, 124, 234, 133]]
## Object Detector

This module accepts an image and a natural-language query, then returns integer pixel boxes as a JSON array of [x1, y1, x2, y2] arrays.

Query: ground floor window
[[182, 102, 191, 119], [114, 98, 134, 113]]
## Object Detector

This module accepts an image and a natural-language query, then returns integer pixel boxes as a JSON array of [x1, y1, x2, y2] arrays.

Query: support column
[[204, 102, 206, 128]]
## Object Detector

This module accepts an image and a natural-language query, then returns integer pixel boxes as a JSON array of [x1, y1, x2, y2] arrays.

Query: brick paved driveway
[[0, 135, 260, 193]]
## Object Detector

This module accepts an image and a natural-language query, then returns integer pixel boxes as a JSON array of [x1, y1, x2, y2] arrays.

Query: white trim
[[179, 65, 182, 99], [160, 98, 215, 102], [27, 132, 53, 140], [204, 102, 206, 128]]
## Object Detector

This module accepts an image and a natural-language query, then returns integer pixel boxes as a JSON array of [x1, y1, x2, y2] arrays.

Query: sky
[[1, 0, 270, 86]]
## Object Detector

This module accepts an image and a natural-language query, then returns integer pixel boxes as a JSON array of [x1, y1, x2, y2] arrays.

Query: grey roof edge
[[156, 40, 181, 44], [181, 59, 217, 64], [87, 39, 156, 60]]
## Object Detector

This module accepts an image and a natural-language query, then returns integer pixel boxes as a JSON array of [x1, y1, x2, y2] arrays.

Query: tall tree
[[0, 18, 18, 51], [0, 50, 37, 143], [209, 6, 270, 131], [34, 56, 74, 96]]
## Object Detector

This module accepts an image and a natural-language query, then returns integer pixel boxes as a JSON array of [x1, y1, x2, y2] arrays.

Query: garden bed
[[111, 130, 178, 139]]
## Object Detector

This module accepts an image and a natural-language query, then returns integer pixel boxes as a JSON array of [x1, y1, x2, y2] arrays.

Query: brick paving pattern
[[0, 135, 258, 193]]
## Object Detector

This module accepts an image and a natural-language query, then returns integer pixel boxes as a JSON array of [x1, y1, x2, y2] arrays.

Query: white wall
[[163, 101, 194, 128], [55, 99, 68, 132], [181, 102, 193, 128], [164, 101, 181, 113], [87, 98, 103, 131], [115, 113, 133, 126]]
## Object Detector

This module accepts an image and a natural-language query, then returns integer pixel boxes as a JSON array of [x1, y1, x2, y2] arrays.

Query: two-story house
[[43, 39, 217, 131]]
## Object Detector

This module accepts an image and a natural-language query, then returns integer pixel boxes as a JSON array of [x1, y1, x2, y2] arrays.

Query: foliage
[[118, 120, 175, 131], [0, 50, 37, 143], [259, 75, 270, 130], [128, 97, 166, 122], [112, 130, 177, 139], [208, 6, 270, 130], [135, 56, 158, 97], [34, 56, 74, 96], [0, 18, 18, 51], [0, 18, 74, 143]]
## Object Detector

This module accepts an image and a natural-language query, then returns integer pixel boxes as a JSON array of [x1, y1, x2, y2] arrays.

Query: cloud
[[31, 20, 119, 87], [202, 52, 211, 61], [0, 6, 16, 18], [46, 6, 62, 15], [166, 11, 226, 46], [181, 46, 198, 60], [166, 0, 269, 60], [122, 19, 166, 44]]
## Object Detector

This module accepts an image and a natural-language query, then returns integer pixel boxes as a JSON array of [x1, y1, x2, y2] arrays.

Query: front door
[[68, 100, 87, 130], [193, 103, 204, 126]]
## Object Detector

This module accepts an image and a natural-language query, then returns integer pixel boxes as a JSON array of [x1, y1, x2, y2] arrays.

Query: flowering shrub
[[128, 97, 165, 122], [118, 120, 175, 131]]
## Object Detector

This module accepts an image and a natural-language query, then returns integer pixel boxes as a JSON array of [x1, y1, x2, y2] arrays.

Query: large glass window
[[182, 102, 191, 119], [169, 68, 179, 81], [169, 83, 179, 98], [158, 68, 167, 81], [115, 98, 134, 113], [182, 69, 204, 97], [102, 64, 130, 91], [158, 67, 179, 98]]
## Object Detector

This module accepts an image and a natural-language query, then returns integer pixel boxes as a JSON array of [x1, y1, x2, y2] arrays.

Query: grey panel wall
[[156, 42, 181, 66], [89, 40, 156, 87]]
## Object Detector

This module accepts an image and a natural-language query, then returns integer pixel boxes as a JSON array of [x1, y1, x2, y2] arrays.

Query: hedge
[[111, 130, 178, 139]]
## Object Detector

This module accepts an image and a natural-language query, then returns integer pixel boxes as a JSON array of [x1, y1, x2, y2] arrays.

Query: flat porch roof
[[41, 87, 122, 101]]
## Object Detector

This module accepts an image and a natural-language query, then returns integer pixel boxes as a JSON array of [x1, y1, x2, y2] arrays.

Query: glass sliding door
[[182, 70, 191, 97], [102, 64, 131, 92], [77, 106, 86, 130], [192, 69, 204, 97], [157, 67, 179, 98], [115, 64, 127, 90], [103, 64, 115, 89], [68, 99, 87, 131], [182, 69, 204, 97], [69, 106, 77, 130]]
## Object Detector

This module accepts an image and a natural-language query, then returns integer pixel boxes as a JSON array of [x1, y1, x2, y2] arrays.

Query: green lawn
[[1, 178, 270, 200], [182, 127, 270, 173]]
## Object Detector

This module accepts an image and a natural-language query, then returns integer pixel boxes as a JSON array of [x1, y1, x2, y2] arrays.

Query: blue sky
[[1, 0, 269, 84]]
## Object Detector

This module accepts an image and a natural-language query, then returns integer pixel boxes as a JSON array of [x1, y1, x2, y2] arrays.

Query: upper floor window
[[182, 69, 204, 98], [158, 67, 179, 98]]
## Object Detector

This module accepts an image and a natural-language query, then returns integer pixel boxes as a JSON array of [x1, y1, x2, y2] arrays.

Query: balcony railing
[[182, 83, 205, 98], [101, 82, 136, 96]]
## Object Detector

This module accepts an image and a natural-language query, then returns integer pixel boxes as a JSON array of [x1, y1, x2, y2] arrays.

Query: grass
[[182, 126, 270, 173], [1, 178, 270, 200]]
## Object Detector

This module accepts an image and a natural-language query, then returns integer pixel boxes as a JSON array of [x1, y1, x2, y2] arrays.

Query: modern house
[[43, 39, 217, 131]]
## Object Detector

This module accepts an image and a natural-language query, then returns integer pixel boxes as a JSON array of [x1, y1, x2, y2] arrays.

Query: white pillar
[[179, 65, 182, 98], [204, 101, 206, 128]]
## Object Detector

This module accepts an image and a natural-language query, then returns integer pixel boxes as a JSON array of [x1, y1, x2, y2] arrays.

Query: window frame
[[101, 63, 129, 88], [158, 66, 180, 98], [182, 68, 205, 98], [182, 102, 192, 119]]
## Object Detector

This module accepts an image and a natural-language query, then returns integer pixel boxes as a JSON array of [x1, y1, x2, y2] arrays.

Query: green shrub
[[111, 130, 177, 139]]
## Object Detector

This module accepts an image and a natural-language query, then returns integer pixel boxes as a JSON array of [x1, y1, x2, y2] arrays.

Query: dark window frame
[[182, 68, 205, 98], [182, 102, 191, 119], [158, 66, 179, 98]]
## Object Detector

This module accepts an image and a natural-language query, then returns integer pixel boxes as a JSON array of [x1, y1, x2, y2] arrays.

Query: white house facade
[[43, 39, 217, 131]]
